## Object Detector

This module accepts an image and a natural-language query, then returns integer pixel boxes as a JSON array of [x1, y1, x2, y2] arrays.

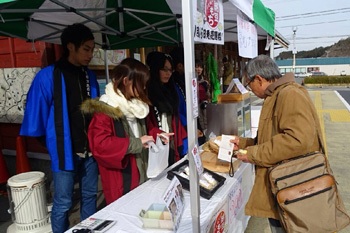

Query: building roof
[[274, 30, 289, 49], [276, 57, 350, 66]]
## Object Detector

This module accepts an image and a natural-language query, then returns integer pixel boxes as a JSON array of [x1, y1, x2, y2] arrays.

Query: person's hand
[[158, 133, 174, 144], [140, 135, 155, 148], [229, 136, 239, 151], [234, 149, 250, 163]]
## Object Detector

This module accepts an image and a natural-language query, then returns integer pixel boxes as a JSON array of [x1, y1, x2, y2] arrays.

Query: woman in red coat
[[82, 58, 172, 204]]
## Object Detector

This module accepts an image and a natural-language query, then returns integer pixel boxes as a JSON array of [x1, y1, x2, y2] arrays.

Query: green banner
[[253, 0, 275, 37], [207, 52, 221, 103], [0, 0, 17, 4]]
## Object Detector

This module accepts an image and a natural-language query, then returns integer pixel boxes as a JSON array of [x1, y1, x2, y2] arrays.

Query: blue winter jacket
[[20, 65, 99, 172], [175, 84, 188, 156]]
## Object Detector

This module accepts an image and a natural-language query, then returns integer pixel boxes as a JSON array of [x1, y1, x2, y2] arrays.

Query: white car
[[341, 70, 346, 76], [295, 72, 311, 78]]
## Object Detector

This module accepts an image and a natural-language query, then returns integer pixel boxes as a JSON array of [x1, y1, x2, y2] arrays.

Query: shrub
[[303, 76, 350, 84]]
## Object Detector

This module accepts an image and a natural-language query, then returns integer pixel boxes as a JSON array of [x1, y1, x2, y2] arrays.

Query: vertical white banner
[[193, 0, 224, 45], [237, 14, 258, 58], [265, 34, 273, 51], [191, 77, 199, 118]]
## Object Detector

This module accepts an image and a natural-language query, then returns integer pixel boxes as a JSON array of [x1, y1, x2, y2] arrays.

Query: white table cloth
[[66, 158, 255, 233]]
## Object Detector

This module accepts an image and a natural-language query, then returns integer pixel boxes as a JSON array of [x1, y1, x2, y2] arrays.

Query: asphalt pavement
[[1, 87, 350, 233]]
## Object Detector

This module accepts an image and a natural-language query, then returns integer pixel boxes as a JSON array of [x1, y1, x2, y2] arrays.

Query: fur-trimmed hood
[[81, 98, 124, 120]]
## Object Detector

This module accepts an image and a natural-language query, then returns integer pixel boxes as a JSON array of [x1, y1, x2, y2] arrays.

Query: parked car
[[340, 70, 346, 76], [310, 71, 327, 76], [295, 72, 311, 78]]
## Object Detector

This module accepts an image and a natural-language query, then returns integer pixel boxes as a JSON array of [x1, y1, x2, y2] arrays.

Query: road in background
[[338, 90, 350, 107]]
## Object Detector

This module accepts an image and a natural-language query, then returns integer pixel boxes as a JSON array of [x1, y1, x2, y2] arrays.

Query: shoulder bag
[[268, 139, 350, 232]]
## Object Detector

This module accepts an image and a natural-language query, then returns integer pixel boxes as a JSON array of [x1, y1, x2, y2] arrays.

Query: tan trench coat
[[239, 73, 323, 219]]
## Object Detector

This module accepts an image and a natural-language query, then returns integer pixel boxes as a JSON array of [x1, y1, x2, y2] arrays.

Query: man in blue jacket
[[20, 23, 100, 233], [170, 47, 188, 157]]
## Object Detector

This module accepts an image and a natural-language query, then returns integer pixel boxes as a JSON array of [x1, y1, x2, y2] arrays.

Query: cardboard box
[[217, 92, 250, 103]]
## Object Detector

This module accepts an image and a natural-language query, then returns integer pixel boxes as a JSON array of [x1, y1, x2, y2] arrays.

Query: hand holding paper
[[218, 135, 236, 162], [229, 136, 240, 151]]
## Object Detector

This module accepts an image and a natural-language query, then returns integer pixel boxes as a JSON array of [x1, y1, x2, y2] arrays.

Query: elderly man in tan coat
[[232, 55, 323, 233]]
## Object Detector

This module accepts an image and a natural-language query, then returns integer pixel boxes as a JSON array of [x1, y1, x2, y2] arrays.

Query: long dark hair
[[146, 51, 179, 114]]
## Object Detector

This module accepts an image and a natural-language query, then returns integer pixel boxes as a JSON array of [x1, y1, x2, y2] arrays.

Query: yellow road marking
[[313, 91, 327, 154], [312, 91, 350, 156], [328, 109, 350, 122]]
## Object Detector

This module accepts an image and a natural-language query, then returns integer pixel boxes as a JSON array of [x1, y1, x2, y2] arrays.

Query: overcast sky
[[261, 0, 350, 56]]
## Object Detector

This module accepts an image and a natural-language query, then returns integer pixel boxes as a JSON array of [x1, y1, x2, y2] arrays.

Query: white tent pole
[[104, 49, 110, 84], [181, 0, 200, 232], [270, 38, 275, 58], [118, 0, 124, 33], [102, 34, 110, 84]]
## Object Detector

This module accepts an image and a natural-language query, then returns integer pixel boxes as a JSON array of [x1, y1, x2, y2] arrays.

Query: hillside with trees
[[276, 37, 350, 60]]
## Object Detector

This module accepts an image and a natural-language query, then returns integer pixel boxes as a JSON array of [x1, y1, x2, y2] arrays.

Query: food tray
[[167, 160, 226, 199], [139, 203, 173, 230]]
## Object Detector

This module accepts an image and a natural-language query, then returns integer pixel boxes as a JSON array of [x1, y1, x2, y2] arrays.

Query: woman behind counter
[[195, 59, 210, 144], [146, 51, 187, 165], [82, 58, 171, 204]]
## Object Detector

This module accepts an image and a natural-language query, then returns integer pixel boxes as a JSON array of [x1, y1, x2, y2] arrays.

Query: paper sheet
[[218, 135, 236, 162]]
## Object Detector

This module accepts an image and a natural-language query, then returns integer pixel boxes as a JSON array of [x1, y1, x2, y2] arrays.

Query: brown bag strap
[[304, 88, 326, 155], [307, 97, 335, 174], [272, 84, 328, 161]]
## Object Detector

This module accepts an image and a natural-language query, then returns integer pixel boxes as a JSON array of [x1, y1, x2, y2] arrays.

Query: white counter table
[[66, 158, 255, 233]]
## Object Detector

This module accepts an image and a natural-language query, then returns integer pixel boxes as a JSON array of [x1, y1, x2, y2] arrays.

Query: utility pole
[[292, 27, 297, 73]]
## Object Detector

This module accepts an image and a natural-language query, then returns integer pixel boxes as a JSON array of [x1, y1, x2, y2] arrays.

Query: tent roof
[[0, 0, 181, 49], [0, 0, 288, 50]]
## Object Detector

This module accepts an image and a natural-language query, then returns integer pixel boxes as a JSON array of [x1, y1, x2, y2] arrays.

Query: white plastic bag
[[147, 135, 169, 178]]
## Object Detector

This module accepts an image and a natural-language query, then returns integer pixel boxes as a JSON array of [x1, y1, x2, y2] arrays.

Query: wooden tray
[[200, 151, 241, 173], [217, 92, 250, 103]]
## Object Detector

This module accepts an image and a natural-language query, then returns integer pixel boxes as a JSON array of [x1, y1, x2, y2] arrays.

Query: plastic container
[[139, 203, 173, 230]]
